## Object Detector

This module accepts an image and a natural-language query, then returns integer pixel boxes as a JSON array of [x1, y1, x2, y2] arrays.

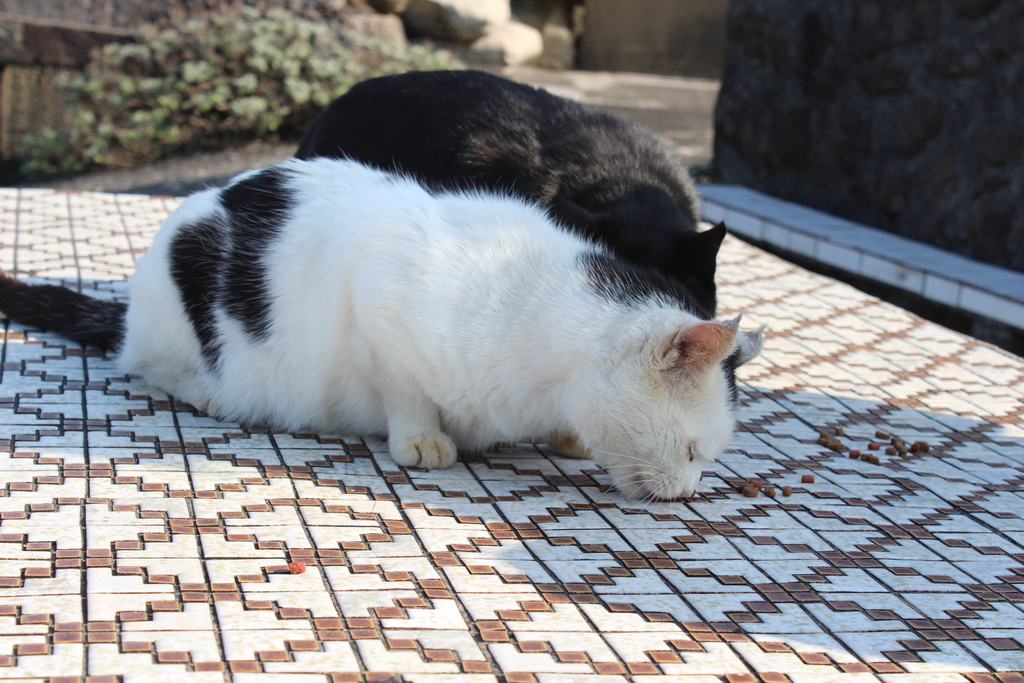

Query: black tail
[[0, 272, 127, 351]]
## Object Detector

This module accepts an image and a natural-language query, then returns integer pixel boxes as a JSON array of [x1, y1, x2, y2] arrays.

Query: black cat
[[295, 69, 725, 317]]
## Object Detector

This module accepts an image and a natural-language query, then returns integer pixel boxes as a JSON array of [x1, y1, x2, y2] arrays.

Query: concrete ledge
[[700, 184, 1024, 332]]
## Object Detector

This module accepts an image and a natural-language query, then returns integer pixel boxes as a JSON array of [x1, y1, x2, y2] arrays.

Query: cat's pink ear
[[661, 319, 738, 373]]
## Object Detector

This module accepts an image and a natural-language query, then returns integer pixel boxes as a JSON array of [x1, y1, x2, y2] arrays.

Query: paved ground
[[22, 67, 719, 196], [0, 187, 1021, 681]]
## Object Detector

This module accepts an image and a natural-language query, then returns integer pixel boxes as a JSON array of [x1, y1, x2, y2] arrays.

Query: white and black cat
[[295, 69, 726, 318], [0, 159, 763, 500]]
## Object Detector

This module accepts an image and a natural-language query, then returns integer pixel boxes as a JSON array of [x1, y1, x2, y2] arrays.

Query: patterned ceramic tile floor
[[0, 187, 1022, 683]]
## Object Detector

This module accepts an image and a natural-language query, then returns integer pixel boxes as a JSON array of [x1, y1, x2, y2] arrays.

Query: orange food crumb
[[288, 561, 306, 575]]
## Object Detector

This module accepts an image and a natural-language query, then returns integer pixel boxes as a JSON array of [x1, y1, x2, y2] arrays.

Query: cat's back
[[294, 71, 707, 307], [124, 158, 465, 431], [295, 70, 661, 194], [296, 70, 556, 165], [136, 158, 436, 292], [137, 157, 590, 338]]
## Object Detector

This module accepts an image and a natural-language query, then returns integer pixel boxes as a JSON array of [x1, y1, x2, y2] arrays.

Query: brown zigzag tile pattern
[[0, 188, 1021, 681]]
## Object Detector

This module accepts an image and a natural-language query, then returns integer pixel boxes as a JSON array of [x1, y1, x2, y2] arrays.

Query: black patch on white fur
[[582, 251, 703, 314], [219, 167, 294, 341], [169, 217, 225, 368], [720, 351, 741, 408]]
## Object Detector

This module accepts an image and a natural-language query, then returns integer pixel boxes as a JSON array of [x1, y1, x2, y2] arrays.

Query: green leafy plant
[[19, 7, 461, 177]]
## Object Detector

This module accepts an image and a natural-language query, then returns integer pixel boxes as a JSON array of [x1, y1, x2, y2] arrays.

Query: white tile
[[922, 273, 962, 308], [779, 212, 837, 237], [959, 285, 1024, 329], [698, 199, 726, 224], [814, 240, 862, 273], [989, 295, 1024, 329], [788, 231, 818, 258], [848, 232, 917, 262], [958, 285, 998, 319], [721, 209, 764, 240], [763, 221, 792, 250], [946, 258, 1024, 298], [859, 254, 924, 294]]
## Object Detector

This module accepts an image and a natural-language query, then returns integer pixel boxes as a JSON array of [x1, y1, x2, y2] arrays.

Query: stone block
[[343, 11, 408, 46], [511, 0, 576, 68], [401, 0, 511, 42], [467, 19, 543, 66], [536, 21, 574, 69], [367, 0, 410, 13]]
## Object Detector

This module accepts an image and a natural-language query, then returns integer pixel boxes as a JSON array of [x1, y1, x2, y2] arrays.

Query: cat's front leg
[[382, 389, 458, 468], [547, 430, 592, 459]]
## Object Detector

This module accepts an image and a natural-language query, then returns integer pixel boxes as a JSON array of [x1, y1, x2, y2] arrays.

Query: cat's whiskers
[[603, 466, 664, 507], [600, 463, 693, 508], [588, 447, 649, 464], [589, 447, 666, 503]]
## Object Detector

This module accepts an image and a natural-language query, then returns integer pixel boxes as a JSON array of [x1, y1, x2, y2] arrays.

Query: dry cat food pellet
[[835, 427, 845, 436], [747, 478, 764, 490], [911, 440, 930, 453], [865, 454, 881, 465], [868, 442, 881, 451], [875, 430, 890, 439], [782, 485, 793, 496], [885, 446, 897, 455], [817, 434, 844, 451], [288, 562, 307, 575], [763, 486, 776, 498], [801, 474, 815, 484], [859, 452, 872, 461], [849, 449, 861, 459], [742, 484, 759, 498]]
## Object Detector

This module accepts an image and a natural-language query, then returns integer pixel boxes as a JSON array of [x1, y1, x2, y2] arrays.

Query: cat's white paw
[[547, 431, 592, 459], [390, 433, 458, 468]]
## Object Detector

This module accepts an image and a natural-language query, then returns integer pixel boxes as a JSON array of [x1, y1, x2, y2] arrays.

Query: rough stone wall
[[713, 0, 1024, 273]]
